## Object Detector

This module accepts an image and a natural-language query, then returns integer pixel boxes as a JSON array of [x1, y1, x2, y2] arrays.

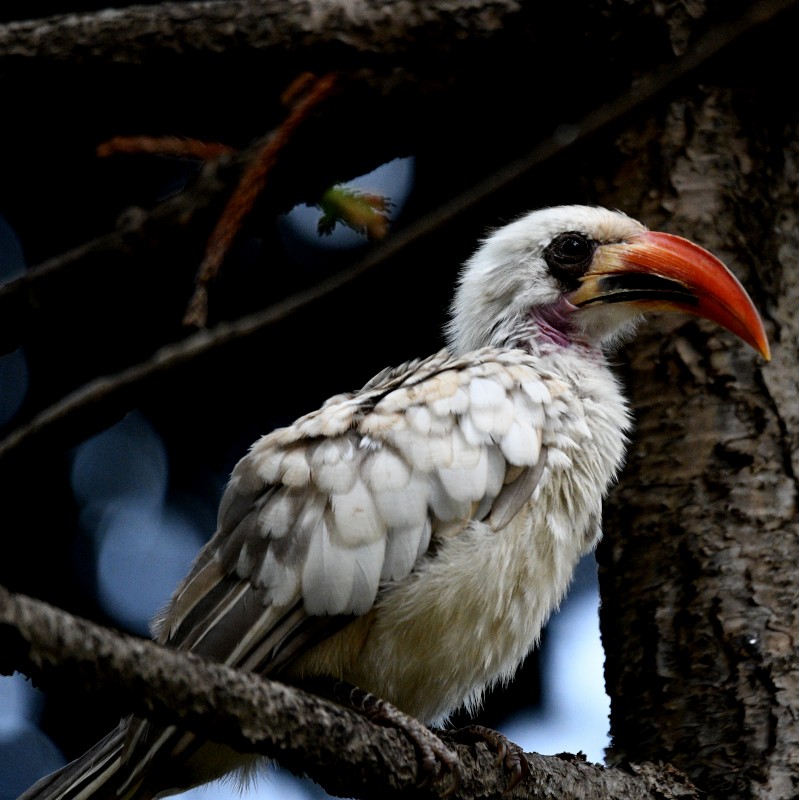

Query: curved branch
[[0, 267, 369, 465]]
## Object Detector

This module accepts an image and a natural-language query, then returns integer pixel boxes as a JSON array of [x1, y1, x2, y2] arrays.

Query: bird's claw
[[402, 719, 461, 796], [360, 694, 461, 795], [446, 724, 529, 793], [306, 678, 461, 795]]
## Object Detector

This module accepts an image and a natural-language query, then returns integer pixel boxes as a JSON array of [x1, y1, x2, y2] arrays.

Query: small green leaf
[[317, 185, 394, 240]]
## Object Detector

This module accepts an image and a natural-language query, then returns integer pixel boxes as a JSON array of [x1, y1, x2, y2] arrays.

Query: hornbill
[[20, 205, 770, 799]]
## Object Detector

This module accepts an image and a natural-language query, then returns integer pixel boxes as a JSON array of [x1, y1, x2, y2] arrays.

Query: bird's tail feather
[[18, 722, 146, 800]]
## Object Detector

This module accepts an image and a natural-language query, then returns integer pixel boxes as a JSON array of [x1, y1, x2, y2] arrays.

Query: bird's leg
[[442, 724, 529, 793], [296, 676, 460, 794]]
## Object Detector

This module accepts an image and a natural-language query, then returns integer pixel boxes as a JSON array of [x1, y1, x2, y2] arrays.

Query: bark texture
[[0, 0, 520, 62], [597, 25, 799, 800]]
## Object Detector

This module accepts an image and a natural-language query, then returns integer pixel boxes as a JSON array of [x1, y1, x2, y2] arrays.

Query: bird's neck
[[529, 301, 576, 349], [505, 298, 603, 361]]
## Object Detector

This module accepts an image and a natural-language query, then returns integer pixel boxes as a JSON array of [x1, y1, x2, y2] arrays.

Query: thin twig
[[97, 136, 237, 161]]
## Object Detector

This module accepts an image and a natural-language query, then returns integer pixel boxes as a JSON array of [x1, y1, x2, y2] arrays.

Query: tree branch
[[0, 583, 699, 799], [0, 0, 521, 63]]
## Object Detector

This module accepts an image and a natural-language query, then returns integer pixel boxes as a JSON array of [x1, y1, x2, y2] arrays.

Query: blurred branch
[[97, 135, 237, 160], [0, 583, 700, 799], [0, 276, 354, 466]]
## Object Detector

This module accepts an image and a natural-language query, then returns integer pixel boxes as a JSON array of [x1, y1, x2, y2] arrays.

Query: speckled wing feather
[[155, 347, 555, 675]]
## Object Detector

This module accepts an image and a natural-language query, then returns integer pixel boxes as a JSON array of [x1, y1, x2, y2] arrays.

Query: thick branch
[[1, 584, 698, 800], [0, 0, 521, 63]]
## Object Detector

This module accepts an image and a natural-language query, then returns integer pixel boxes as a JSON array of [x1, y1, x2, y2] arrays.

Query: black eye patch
[[544, 232, 597, 289]]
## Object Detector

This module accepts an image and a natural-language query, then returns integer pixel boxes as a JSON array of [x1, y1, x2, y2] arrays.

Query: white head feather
[[445, 205, 649, 355]]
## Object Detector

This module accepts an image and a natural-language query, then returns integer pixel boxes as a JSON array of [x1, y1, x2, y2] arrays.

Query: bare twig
[[97, 136, 237, 161], [0, 254, 380, 467]]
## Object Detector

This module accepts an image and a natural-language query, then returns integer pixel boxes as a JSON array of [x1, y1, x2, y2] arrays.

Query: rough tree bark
[[1, 1, 797, 799], [598, 79, 799, 798]]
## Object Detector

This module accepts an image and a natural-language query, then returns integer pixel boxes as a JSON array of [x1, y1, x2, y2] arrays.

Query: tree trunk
[[597, 52, 799, 800]]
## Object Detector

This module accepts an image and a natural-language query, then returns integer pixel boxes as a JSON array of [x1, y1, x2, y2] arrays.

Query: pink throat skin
[[529, 297, 579, 349]]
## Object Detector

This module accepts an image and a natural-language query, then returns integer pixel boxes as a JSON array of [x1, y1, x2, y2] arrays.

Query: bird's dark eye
[[544, 232, 597, 289]]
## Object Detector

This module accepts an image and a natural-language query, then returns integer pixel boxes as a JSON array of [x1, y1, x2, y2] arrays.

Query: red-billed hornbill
[[21, 206, 769, 800]]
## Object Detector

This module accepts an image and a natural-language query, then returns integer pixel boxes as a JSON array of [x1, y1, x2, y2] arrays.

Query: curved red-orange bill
[[572, 230, 770, 360]]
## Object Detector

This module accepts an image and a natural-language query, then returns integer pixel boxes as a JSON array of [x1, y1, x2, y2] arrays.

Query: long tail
[[18, 722, 145, 800]]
